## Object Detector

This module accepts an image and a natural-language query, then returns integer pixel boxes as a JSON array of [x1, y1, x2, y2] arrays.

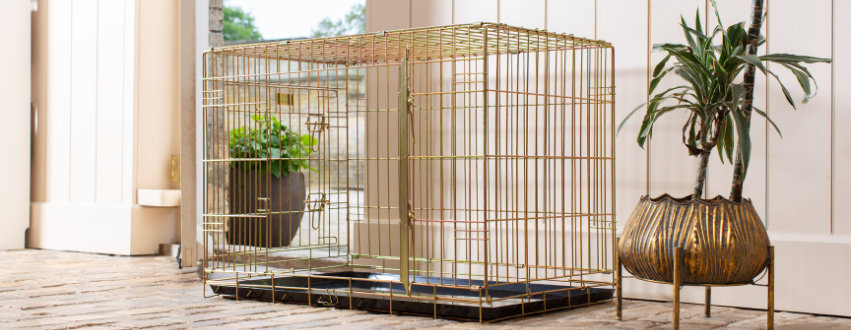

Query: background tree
[[311, 4, 365, 38], [223, 4, 263, 41]]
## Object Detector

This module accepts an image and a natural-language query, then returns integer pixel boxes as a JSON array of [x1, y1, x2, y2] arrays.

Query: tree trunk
[[730, 0, 765, 202], [694, 110, 726, 200], [693, 152, 710, 200]]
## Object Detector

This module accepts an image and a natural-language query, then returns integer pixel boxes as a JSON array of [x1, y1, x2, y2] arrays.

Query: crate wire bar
[[201, 22, 616, 323]]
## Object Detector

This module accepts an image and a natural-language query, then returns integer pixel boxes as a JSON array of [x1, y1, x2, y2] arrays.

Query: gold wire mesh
[[202, 22, 616, 322]]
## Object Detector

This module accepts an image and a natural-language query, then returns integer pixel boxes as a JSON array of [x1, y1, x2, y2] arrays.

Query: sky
[[225, 0, 366, 40]]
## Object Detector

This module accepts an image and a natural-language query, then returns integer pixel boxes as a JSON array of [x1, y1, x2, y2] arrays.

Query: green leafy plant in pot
[[617, 0, 830, 285], [227, 115, 318, 248]]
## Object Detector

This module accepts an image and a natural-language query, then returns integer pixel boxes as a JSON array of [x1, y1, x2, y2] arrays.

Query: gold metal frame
[[615, 242, 775, 329], [201, 22, 616, 323]]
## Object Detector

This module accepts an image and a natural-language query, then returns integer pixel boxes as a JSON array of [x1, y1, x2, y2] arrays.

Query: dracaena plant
[[619, 0, 830, 200], [229, 115, 318, 178]]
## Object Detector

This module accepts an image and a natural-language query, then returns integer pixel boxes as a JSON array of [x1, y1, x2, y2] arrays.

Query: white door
[[0, 0, 32, 250]]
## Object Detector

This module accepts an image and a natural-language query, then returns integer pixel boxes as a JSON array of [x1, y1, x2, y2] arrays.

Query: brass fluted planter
[[618, 194, 770, 285]]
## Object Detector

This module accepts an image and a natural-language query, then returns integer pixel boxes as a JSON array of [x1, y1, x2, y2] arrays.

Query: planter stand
[[615, 244, 775, 330]]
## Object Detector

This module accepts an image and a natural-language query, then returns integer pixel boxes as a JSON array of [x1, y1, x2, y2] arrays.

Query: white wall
[[369, 0, 851, 317], [0, 0, 32, 250], [195, 0, 209, 262], [29, 0, 181, 255]]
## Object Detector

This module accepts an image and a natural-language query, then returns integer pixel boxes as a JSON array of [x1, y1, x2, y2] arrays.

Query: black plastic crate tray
[[209, 271, 613, 322]]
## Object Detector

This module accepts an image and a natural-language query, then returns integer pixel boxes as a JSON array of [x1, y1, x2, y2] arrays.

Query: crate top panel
[[207, 22, 612, 65]]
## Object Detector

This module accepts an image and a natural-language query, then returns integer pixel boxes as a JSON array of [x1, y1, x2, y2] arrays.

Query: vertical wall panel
[[0, 0, 32, 249], [411, 0, 452, 216], [732, 70, 768, 216], [767, 0, 832, 234], [411, 0, 452, 27], [69, 0, 99, 202], [453, 0, 497, 24], [833, 0, 850, 235], [95, 0, 125, 203], [647, 0, 704, 198], [32, 0, 48, 203], [499, 0, 545, 29], [364, 0, 410, 220], [546, 0, 595, 39], [170, 0, 181, 192], [122, 0, 136, 203], [137, 0, 177, 191], [195, 0, 210, 247], [46, 0, 72, 203], [597, 0, 648, 229], [367, 0, 410, 32]]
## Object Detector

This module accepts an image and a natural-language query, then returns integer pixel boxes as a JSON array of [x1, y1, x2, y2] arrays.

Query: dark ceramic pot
[[618, 194, 770, 285], [227, 168, 306, 247]]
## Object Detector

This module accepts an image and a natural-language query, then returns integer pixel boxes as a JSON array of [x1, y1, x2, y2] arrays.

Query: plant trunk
[[730, 0, 765, 202], [693, 152, 710, 200]]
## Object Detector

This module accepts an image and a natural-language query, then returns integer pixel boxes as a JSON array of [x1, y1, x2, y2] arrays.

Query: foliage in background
[[229, 115, 318, 178], [618, 1, 830, 199], [223, 4, 263, 41], [310, 4, 365, 38]]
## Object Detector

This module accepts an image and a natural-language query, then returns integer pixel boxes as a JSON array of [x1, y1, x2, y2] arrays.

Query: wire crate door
[[275, 83, 349, 263]]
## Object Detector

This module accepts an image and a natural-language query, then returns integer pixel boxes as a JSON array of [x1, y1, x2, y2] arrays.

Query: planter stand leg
[[673, 247, 681, 330], [768, 245, 774, 330], [617, 251, 623, 321], [705, 287, 711, 317]]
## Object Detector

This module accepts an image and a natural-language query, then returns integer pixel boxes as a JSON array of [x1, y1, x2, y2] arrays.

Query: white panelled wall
[[29, 0, 182, 255], [368, 0, 851, 317]]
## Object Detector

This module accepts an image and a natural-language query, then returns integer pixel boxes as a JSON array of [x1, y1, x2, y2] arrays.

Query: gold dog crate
[[202, 22, 616, 323]]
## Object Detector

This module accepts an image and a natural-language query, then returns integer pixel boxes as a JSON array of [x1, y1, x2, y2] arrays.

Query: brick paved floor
[[1, 250, 849, 329]]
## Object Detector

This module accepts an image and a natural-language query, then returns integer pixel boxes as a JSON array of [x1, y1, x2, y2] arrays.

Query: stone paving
[[1, 250, 849, 330]]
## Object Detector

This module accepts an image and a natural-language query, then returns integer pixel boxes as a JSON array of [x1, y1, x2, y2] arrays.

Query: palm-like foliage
[[619, 1, 830, 199]]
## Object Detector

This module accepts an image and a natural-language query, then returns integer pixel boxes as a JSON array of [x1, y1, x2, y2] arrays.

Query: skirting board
[[28, 202, 179, 255], [354, 222, 851, 316], [621, 232, 851, 317]]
